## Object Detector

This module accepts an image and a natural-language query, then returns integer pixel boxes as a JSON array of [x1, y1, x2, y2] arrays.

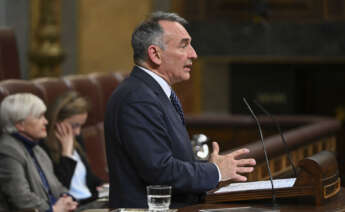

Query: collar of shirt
[[11, 132, 38, 149], [136, 65, 172, 99]]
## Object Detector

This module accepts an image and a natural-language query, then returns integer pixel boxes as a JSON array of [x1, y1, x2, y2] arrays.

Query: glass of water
[[147, 185, 171, 211]]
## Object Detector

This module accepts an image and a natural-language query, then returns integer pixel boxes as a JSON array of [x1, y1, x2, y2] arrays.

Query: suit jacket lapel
[[130, 67, 193, 159], [12, 137, 50, 196]]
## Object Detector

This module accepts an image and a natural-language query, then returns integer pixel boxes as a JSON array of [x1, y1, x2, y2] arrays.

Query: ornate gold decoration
[[29, 0, 64, 78]]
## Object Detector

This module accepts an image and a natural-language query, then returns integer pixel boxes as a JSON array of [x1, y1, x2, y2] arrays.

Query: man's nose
[[189, 45, 198, 60]]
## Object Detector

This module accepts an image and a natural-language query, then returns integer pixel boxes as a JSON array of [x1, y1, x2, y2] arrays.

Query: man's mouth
[[184, 64, 193, 70]]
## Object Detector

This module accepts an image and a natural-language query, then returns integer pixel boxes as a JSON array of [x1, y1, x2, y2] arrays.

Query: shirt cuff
[[212, 163, 222, 182]]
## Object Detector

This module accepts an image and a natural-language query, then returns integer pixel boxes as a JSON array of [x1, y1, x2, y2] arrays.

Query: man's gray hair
[[131, 11, 188, 65], [0, 93, 46, 133]]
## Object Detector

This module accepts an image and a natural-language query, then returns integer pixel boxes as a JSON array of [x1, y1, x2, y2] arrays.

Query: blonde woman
[[41, 91, 103, 206]]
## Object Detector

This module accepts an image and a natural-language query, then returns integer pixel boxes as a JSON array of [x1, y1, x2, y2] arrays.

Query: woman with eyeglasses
[[41, 91, 105, 208]]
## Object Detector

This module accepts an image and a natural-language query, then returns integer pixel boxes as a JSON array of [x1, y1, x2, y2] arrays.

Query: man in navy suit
[[104, 11, 256, 209]]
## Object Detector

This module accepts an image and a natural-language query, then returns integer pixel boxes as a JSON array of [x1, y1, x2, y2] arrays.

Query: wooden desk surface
[[178, 188, 345, 212]]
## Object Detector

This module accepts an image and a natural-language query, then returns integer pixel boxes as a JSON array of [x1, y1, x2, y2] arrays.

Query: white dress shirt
[[69, 150, 92, 200]]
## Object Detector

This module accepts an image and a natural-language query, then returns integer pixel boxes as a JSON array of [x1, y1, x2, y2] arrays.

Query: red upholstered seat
[[63, 75, 104, 126], [0, 80, 43, 103], [33, 77, 71, 109], [0, 28, 21, 80]]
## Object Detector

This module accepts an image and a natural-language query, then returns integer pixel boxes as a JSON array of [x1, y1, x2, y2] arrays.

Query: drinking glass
[[147, 185, 171, 211]]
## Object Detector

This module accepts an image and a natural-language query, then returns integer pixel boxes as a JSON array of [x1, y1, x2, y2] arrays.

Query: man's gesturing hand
[[210, 142, 256, 182]]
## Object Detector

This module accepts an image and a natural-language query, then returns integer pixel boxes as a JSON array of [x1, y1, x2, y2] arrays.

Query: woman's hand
[[55, 122, 74, 157], [53, 195, 78, 212]]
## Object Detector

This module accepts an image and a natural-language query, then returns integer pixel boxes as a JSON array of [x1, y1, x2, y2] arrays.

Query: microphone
[[252, 100, 297, 178], [191, 134, 211, 161], [243, 97, 277, 207]]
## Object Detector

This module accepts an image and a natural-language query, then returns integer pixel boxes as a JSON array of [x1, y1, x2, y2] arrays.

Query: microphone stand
[[243, 97, 278, 209], [253, 100, 297, 178]]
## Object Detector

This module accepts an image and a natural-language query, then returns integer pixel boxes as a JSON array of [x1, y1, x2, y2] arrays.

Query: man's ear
[[148, 45, 162, 65]]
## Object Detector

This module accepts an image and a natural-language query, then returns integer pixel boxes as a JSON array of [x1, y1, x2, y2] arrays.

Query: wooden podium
[[205, 151, 341, 205]]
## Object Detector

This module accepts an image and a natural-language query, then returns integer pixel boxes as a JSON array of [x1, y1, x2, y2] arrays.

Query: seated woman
[[0, 93, 78, 212], [42, 91, 104, 206]]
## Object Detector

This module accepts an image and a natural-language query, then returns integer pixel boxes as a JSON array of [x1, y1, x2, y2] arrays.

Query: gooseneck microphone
[[243, 97, 277, 207], [253, 100, 297, 178]]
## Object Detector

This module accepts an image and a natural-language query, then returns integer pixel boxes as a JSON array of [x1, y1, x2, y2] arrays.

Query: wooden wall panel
[[78, 0, 152, 74]]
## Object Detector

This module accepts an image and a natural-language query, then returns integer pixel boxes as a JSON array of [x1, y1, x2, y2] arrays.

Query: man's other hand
[[209, 142, 256, 182]]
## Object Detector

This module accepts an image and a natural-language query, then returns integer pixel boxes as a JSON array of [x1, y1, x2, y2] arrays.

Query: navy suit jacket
[[104, 66, 219, 209]]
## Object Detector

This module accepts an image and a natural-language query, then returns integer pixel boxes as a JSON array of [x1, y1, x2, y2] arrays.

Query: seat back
[[0, 28, 21, 80]]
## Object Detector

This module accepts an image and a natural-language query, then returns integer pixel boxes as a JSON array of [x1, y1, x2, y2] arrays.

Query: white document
[[98, 183, 109, 199], [215, 178, 296, 193]]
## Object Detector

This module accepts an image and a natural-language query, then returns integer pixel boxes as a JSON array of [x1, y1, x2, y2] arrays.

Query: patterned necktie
[[170, 90, 185, 125]]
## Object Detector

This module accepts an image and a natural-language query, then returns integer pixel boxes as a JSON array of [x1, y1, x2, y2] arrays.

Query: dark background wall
[[171, 0, 345, 118], [189, 22, 345, 57]]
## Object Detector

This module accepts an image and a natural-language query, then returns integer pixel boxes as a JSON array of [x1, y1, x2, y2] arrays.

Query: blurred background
[[0, 0, 344, 120]]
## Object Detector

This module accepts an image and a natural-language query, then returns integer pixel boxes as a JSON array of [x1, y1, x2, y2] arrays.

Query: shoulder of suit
[[0, 134, 23, 150], [0, 134, 28, 162], [119, 78, 159, 100]]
